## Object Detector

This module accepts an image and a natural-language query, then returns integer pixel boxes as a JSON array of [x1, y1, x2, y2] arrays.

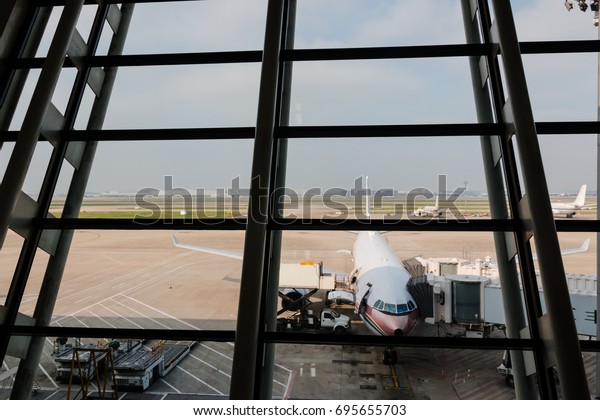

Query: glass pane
[[279, 231, 503, 337], [85, 140, 253, 209], [274, 343, 516, 399], [104, 64, 261, 129], [75, 5, 98, 45], [49, 230, 244, 331], [0, 231, 24, 298], [539, 135, 596, 220], [295, 0, 466, 49], [514, 2, 599, 42], [7, 69, 41, 131], [123, 0, 267, 54], [523, 54, 596, 122], [289, 58, 477, 126], [283, 137, 496, 221], [35, 7, 63, 58], [21, 141, 53, 199], [0, 339, 241, 399]]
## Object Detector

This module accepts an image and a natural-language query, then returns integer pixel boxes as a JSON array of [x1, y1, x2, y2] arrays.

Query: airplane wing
[[557, 238, 590, 257], [171, 235, 243, 260], [532, 238, 590, 260], [172, 235, 351, 279]]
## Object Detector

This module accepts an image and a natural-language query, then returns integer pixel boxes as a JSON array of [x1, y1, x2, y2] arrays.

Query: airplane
[[551, 184, 588, 218], [350, 230, 420, 336], [412, 195, 442, 217]]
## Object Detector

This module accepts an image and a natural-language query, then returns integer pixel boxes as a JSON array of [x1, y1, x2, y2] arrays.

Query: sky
[[2, 0, 600, 196]]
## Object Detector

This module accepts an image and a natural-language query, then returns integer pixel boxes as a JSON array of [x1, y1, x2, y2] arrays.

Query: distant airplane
[[412, 195, 442, 217], [551, 184, 588, 218]]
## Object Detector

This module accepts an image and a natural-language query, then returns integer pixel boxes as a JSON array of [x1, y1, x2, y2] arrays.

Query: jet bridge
[[424, 273, 597, 338]]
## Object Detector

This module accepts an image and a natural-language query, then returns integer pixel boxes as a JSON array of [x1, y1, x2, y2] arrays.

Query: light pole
[[463, 179, 468, 215], [565, 0, 600, 399], [594, 3, 599, 401]]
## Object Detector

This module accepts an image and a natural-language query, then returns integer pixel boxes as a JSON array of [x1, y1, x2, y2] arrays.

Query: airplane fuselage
[[551, 185, 587, 218], [551, 203, 580, 217], [352, 231, 420, 336], [413, 206, 442, 217]]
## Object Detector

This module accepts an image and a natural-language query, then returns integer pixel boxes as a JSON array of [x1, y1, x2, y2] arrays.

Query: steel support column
[[596, 9, 600, 401], [477, 0, 559, 399], [229, 0, 285, 399], [0, 5, 52, 132], [0, 0, 82, 250], [491, 0, 590, 399], [0, 0, 19, 36], [9, 3, 135, 399], [256, 0, 297, 400], [0, 0, 84, 367], [461, 0, 537, 399]]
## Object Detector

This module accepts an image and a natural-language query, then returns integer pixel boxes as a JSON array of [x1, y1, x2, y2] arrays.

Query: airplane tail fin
[[573, 184, 587, 207], [434, 194, 439, 209]]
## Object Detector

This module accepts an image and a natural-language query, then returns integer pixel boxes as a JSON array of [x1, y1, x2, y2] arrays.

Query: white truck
[[276, 308, 351, 334]]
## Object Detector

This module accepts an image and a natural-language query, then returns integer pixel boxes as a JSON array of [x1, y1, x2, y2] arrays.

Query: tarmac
[[0, 214, 597, 399]]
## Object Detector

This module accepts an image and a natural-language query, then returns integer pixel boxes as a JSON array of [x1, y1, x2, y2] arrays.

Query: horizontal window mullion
[[555, 220, 600, 232], [277, 123, 502, 138], [11, 325, 235, 342], [269, 218, 516, 232], [264, 332, 535, 351], [11, 51, 262, 70], [283, 43, 489, 62], [520, 40, 600, 55], [1, 128, 255, 142], [66, 127, 256, 141], [37, 218, 248, 230], [37, 217, 518, 232], [536, 121, 600, 135], [36, 0, 200, 6]]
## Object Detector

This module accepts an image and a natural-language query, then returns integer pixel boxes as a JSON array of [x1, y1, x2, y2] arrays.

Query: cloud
[[123, 0, 268, 54], [104, 63, 261, 129], [295, 0, 465, 48], [3, 0, 597, 194]]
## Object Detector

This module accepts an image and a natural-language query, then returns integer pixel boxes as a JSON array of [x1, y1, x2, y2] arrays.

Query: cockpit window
[[375, 299, 415, 315], [384, 303, 396, 313], [397, 303, 408, 313]]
